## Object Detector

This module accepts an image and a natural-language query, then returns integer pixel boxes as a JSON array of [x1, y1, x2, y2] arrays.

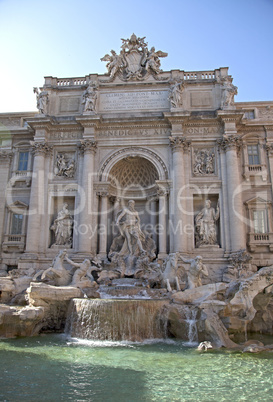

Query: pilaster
[[77, 139, 97, 254], [25, 141, 53, 254]]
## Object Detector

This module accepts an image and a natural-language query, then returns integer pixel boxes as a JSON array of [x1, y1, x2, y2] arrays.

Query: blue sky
[[0, 0, 272, 112]]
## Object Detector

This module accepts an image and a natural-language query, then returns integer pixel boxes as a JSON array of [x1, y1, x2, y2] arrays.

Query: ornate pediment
[[101, 33, 168, 82]]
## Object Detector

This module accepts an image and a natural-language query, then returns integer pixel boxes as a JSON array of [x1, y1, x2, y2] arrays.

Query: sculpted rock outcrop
[[229, 265, 273, 321], [0, 304, 44, 338]]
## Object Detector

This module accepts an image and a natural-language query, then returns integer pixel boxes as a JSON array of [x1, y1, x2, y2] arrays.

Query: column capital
[[30, 141, 53, 156], [78, 139, 97, 155], [217, 135, 242, 153], [265, 142, 273, 156], [96, 191, 109, 197], [169, 136, 191, 152]]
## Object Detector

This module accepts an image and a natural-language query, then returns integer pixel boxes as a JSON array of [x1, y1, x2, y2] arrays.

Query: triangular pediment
[[7, 200, 28, 211], [244, 196, 271, 206]]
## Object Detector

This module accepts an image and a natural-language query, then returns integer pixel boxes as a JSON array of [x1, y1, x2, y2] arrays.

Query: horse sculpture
[[33, 249, 72, 286], [161, 252, 181, 292]]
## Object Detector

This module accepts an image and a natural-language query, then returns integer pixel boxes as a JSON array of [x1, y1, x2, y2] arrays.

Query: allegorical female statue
[[51, 203, 73, 247]]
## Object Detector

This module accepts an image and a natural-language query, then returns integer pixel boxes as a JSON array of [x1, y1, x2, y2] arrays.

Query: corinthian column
[[219, 135, 245, 251], [169, 136, 191, 253], [77, 139, 96, 253], [26, 141, 52, 253]]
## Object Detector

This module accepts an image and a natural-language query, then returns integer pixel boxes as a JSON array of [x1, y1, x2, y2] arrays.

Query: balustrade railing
[[57, 78, 87, 86], [3, 234, 26, 243], [183, 71, 215, 80]]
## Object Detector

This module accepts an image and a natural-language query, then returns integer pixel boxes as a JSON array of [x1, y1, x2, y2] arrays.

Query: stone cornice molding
[[75, 115, 101, 129], [217, 110, 244, 123], [30, 141, 53, 156], [78, 139, 97, 155], [217, 135, 242, 153], [169, 136, 191, 152], [26, 118, 52, 132], [164, 112, 191, 124]]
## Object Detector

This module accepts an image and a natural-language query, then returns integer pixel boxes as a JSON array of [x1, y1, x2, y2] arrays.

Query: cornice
[[216, 110, 244, 123], [75, 115, 101, 129]]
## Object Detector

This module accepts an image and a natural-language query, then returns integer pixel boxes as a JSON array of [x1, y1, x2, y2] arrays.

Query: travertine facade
[[1, 34, 273, 278]]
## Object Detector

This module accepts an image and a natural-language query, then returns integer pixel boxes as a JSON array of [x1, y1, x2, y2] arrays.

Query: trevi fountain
[[0, 34, 273, 401]]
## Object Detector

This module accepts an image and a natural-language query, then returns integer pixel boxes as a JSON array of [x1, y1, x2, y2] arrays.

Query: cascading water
[[65, 298, 169, 342], [184, 306, 198, 345]]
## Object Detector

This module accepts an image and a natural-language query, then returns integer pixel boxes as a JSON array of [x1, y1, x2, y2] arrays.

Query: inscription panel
[[98, 128, 170, 137], [59, 97, 80, 113], [190, 91, 213, 108], [99, 90, 169, 112]]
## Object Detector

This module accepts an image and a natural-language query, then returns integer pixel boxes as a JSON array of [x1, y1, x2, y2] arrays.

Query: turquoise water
[[0, 335, 273, 402]]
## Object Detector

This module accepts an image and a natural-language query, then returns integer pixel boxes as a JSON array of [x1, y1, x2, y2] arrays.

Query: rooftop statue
[[101, 33, 168, 81], [33, 87, 49, 114]]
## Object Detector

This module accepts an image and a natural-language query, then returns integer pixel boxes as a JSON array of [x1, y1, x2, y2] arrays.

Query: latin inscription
[[99, 90, 169, 112], [98, 128, 170, 137], [186, 127, 219, 135], [50, 132, 82, 140]]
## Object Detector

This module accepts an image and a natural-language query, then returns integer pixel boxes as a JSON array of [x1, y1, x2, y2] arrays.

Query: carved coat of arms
[[101, 33, 168, 81]]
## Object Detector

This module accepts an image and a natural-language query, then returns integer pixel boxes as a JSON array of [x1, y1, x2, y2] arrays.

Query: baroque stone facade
[[0, 33, 273, 278]]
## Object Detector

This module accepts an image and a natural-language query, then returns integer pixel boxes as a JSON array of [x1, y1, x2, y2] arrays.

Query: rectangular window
[[18, 151, 29, 171], [247, 145, 260, 165], [244, 110, 255, 120], [253, 210, 268, 234], [11, 214, 23, 234]]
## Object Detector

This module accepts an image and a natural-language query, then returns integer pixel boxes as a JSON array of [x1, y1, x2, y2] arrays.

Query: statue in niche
[[169, 79, 184, 108], [220, 77, 238, 109], [51, 203, 73, 247], [181, 255, 208, 289], [116, 200, 146, 256], [108, 200, 156, 277], [55, 153, 76, 178], [195, 200, 220, 247], [193, 149, 215, 175], [33, 87, 49, 114], [82, 81, 98, 113]]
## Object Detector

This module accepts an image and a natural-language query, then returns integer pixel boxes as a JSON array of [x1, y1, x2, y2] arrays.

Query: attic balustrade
[[44, 70, 219, 88]]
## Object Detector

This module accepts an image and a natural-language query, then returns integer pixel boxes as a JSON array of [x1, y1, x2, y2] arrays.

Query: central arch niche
[[109, 156, 159, 194], [96, 151, 169, 257]]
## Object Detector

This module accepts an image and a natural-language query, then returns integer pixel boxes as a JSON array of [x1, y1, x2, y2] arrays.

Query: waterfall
[[184, 307, 198, 345], [65, 299, 169, 342]]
